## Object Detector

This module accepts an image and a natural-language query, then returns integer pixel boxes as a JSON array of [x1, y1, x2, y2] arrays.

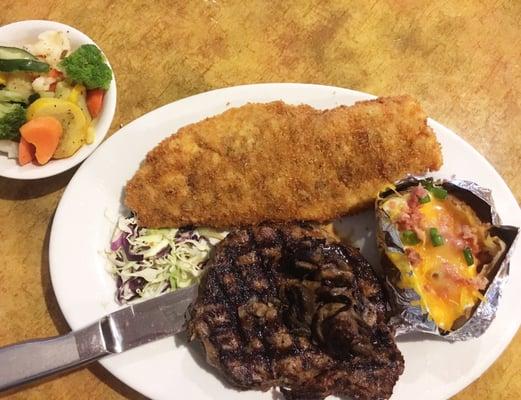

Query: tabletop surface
[[1, 1, 520, 399]]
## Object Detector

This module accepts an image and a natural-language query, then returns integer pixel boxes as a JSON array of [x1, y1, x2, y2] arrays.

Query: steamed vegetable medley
[[107, 215, 228, 303], [0, 31, 112, 165]]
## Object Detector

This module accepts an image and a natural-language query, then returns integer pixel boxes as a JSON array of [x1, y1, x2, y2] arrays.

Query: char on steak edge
[[188, 223, 404, 400]]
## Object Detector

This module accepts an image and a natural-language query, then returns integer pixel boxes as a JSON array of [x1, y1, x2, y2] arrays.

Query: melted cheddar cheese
[[383, 192, 486, 331]]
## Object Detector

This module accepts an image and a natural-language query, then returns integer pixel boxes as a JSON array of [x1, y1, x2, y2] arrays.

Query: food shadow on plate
[[333, 210, 381, 271], [88, 362, 149, 400], [396, 331, 451, 343], [174, 332, 283, 399], [118, 187, 130, 216], [397, 333, 481, 384], [39, 214, 148, 400], [173, 332, 236, 391]]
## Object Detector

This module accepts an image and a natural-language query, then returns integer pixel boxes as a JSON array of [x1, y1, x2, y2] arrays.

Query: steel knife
[[0, 284, 198, 392]]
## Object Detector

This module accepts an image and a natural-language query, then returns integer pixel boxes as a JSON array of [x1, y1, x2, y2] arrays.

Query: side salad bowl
[[0, 20, 116, 180]]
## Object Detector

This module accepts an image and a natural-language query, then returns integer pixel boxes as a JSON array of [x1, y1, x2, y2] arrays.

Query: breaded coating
[[125, 96, 442, 228]]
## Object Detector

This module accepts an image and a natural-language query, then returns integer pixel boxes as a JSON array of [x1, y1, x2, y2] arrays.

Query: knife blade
[[0, 284, 198, 392]]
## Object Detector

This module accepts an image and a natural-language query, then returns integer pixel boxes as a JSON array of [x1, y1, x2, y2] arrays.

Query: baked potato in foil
[[375, 177, 518, 340]]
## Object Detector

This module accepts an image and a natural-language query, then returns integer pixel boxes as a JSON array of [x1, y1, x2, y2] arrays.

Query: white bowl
[[0, 20, 117, 180]]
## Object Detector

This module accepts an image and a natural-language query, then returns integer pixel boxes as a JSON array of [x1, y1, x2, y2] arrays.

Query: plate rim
[[0, 19, 117, 180], [49, 83, 521, 400]]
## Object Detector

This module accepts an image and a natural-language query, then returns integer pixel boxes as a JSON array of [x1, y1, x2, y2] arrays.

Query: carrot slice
[[48, 69, 63, 92], [18, 137, 36, 166], [86, 89, 105, 118], [49, 68, 62, 79], [19, 116, 63, 165]]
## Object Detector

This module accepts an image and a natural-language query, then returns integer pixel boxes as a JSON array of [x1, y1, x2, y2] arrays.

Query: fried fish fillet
[[125, 96, 442, 228]]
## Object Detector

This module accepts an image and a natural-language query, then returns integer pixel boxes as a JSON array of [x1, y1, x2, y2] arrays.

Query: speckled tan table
[[1, 1, 520, 399]]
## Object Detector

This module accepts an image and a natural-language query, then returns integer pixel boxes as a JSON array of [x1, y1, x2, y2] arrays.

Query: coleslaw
[[107, 214, 227, 303]]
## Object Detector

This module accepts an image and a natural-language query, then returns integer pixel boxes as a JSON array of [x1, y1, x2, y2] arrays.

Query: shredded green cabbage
[[107, 215, 227, 303]]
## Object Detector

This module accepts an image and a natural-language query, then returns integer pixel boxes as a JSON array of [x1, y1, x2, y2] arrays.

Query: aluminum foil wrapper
[[376, 177, 519, 341]]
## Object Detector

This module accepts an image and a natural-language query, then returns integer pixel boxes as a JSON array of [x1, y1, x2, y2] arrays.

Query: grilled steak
[[188, 223, 404, 400]]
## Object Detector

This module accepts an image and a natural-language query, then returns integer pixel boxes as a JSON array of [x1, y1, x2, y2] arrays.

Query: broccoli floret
[[59, 44, 112, 90], [0, 102, 26, 140]]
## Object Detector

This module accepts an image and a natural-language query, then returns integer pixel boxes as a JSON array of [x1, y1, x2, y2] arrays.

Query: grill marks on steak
[[188, 224, 404, 400]]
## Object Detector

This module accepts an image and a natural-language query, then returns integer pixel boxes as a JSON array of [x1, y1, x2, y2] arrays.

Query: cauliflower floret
[[24, 30, 71, 68], [0, 140, 19, 159], [31, 76, 57, 92], [5, 72, 33, 98]]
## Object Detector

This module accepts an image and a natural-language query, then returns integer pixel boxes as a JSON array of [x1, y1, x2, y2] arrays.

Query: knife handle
[[0, 320, 110, 392]]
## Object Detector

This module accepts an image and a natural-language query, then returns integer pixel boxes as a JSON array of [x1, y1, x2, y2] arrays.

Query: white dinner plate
[[0, 20, 117, 180], [49, 84, 521, 400]]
